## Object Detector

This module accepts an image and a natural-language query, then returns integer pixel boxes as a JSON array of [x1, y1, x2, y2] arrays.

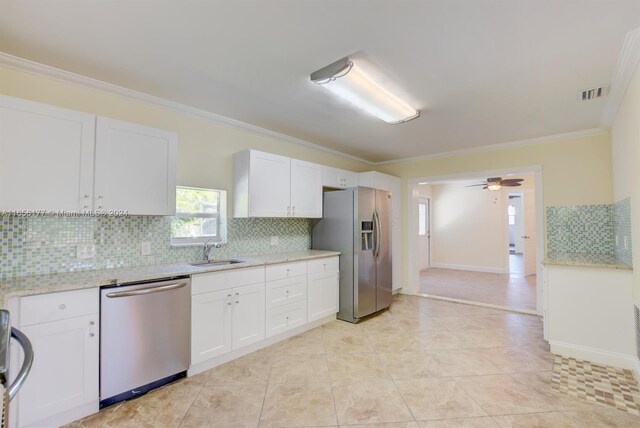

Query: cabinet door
[[191, 290, 232, 364], [248, 151, 290, 217], [18, 315, 98, 427], [290, 159, 322, 218], [0, 95, 95, 211], [94, 117, 177, 215], [308, 270, 340, 322], [232, 283, 265, 349]]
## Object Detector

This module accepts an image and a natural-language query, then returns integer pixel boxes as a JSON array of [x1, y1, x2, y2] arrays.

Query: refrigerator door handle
[[373, 210, 381, 260]]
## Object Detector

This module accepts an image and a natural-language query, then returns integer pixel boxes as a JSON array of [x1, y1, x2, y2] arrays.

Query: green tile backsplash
[[0, 216, 311, 279], [546, 198, 632, 266]]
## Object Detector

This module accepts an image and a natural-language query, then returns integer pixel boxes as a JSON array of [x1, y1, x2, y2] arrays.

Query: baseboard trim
[[549, 340, 638, 370], [430, 263, 509, 274], [188, 314, 336, 376], [412, 292, 537, 315]]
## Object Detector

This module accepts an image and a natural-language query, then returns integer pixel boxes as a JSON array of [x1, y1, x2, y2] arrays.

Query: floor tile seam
[[96, 402, 122, 427], [447, 375, 493, 418], [386, 373, 421, 424], [175, 384, 205, 428]]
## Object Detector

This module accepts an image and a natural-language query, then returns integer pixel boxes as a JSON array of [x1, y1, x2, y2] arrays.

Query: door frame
[[417, 196, 431, 271], [406, 165, 544, 316]]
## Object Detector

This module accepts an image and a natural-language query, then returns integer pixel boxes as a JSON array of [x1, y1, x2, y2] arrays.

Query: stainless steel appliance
[[100, 277, 190, 407], [0, 309, 34, 425], [312, 187, 392, 322]]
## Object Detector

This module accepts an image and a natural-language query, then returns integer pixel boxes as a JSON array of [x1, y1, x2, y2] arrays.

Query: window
[[508, 204, 516, 225], [171, 186, 227, 245], [418, 203, 427, 236]]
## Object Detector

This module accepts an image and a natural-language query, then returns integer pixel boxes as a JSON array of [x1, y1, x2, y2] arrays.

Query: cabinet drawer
[[266, 301, 307, 338], [266, 276, 307, 309], [20, 288, 98, 327], [308, 257, 339, 274], [192, 266, 265, 295], [265, 261, 307, 282]]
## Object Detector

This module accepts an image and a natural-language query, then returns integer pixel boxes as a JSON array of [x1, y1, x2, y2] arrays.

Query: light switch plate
[[141, 241, 152, 256], [77, 242, 96, 259], [271, 236, 279, 246]]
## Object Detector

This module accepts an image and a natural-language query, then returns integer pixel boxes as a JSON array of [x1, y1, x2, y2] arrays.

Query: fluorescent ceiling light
[[310, 57, 419, 124]]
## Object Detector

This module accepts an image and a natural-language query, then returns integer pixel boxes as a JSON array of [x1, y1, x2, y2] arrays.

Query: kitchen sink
[[190, 259, 246, 267]]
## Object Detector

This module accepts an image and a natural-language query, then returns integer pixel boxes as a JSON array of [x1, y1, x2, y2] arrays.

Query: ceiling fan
[[467, 177, 524, 191]]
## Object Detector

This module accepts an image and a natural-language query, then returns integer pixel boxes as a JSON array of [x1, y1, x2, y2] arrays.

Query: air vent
[[579, 86, 608, 101]]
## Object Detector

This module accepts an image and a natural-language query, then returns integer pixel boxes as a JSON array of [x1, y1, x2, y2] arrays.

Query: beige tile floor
[[68, 295, 640, 427], [420, 255, 537, 312]]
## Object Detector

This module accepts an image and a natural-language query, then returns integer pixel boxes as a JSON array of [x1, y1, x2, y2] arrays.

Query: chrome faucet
[[203, 238, 222, 262]]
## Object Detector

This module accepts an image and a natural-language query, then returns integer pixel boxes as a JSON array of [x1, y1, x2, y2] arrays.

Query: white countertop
[[0, 250, 340, 306]]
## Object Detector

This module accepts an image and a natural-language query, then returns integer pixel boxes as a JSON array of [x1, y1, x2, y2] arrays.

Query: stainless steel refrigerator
[[312, 187, 392, 323]]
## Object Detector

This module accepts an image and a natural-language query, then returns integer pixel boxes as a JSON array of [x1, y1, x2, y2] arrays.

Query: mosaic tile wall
[[546, 198, 632, 265], [614, 198, 633, 266], [0, 216, 311, 279]]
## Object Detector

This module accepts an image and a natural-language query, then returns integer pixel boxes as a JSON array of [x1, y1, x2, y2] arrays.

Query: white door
[[522, 189, 537, 276], [290, 159, 322, 218], [232, 283, 265, 349], [191, 290, 232, 364], [19, 315, 98, 427], [417, 198, 430, 271], [0, 95, 95, 211], [248, 151, 290, 217], [94, 117, 177, 215], [307, 270, 339, 322]]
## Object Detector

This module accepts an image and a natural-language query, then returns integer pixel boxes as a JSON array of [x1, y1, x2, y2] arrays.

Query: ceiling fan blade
[[502, 183, 522, 187], [500, 178, 524, 184], [466, 184, 488, 187], [482, 186, 488, 189]]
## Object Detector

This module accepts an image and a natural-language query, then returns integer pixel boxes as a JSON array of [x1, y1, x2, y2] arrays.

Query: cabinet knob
[[59, 304, 66, 310], [89, 333, 95, 338], [286, 316, 289, 320], [286, 289, 290, 294], [227, 302, 232, 306], [235, 292, 239, 296], [227, 293, 232, 297], [89, 321, 95, 326], [98, 195, 103, 209], [235, 300, 239, 304]]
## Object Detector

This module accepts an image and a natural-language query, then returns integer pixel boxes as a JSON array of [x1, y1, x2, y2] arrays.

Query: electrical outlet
[[141, 241, 152, 256], [77, 242, 96, 259], [271, 236, 279, 246]]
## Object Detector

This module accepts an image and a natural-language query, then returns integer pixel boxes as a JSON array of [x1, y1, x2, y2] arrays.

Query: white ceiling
[[1, 0, 639, 162]]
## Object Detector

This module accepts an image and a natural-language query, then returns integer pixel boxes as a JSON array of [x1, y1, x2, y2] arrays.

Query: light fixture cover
[[487, 183, 502, 191], [311, 57, 419, 124]]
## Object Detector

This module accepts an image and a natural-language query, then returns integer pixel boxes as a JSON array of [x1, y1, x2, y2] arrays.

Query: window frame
[[170, 186, 227, 246]]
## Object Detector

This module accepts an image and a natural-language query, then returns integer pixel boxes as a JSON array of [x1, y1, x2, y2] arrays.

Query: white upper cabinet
[[234, 150, 322, 218], [0, 95, 95, 211], [290, 159, 322, 218], [322, 166, 358, 189], [94, 117, 177, 215], [0, 95, 177, 215]]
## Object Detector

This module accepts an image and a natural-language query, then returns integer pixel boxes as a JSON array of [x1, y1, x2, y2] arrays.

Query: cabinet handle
[[227, 293, 232, 297], [89, 333, 95, 338], [287, 206, 291, 216], [286, 289, 290, 294], [235, 300, 239, 304], [58, 304, 66, 310], [235, 292, 239, 296], [83, 194, 90, 209], [89, 321, 95, 326], [286, 316, 289, 320], [227, 302, 232, 306], [98, 195, 103, 209]]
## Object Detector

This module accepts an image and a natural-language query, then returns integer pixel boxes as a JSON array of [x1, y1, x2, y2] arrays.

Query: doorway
[[408, 167, 543, 316]]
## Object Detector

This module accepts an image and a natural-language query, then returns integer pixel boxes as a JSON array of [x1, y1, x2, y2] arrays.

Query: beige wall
[[430, 180, 509, 272], [0, 66, 371, 217], [376, 132, 614, 289], [611, 64, 640, 299]]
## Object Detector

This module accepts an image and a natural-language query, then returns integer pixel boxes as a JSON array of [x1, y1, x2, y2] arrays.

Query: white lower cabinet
[[266, 301, 307, 337], [191, 268, 265, 366], [13, 289, 99, 428], [308, 263, 340, 322]]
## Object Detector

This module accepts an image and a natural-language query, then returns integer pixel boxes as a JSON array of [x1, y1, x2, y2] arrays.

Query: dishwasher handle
[[8, 327, 34, 401], [105, 281, 187, 298]]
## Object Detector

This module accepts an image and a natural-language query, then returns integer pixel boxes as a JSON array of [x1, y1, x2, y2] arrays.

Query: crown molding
[[0, 51, 375, 165], [601, 27, 640, 126], [375, 128, 608, 165]]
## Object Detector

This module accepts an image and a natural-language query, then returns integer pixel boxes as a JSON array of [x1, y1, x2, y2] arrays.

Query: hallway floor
[[67, 295, 639, 427], [420, 255, 536, 312]]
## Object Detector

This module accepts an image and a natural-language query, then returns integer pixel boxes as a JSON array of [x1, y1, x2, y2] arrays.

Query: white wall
[[430, 180, 509, 273], [611, 63, 640, 300]]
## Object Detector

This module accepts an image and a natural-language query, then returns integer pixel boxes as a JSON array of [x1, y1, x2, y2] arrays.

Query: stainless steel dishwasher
[[100, 276, 190, 408]]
